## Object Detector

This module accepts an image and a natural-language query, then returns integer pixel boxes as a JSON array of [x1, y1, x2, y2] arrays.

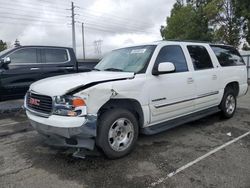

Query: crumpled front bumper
[[26, 111, 97, 150]]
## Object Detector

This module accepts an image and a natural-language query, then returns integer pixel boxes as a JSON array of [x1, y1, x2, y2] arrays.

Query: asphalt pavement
[[0, 90, 249, 188]]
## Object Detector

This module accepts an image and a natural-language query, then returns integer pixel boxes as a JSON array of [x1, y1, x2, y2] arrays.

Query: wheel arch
[[224, 81, 239, 96], [97, 98, 144, 128]]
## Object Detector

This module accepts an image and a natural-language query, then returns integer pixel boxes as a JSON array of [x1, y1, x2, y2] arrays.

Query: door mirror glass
[[154, 62, 175, 75], [4, 57, 11, 64], [0, 57, 11, 67]]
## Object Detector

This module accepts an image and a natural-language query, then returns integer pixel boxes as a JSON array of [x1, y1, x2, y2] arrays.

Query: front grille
[[27, 92, 53, 115]]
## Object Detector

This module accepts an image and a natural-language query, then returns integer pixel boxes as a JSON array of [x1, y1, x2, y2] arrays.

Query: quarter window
[[44, 49, 68, 63], [155, 45, 188, 72], [9, 48, 37, 64], [187, 45, 213, 70], [210, 45, 245, 66]]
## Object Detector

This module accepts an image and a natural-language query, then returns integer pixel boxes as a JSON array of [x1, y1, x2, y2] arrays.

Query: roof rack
[[163, 39, 211, 43], [155, 39, 229, 46]]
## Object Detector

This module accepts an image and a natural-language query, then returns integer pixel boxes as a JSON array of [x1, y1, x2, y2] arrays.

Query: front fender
[[75, 82, 115, 114]]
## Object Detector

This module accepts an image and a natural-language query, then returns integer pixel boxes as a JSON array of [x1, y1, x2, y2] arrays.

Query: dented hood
[[30, 71, 134, 96]]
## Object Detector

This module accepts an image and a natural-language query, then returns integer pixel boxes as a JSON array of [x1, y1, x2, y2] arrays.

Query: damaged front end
[[24, 91, 99, 151], [29, 113, 97, 150], [24, 83, 117, 151]]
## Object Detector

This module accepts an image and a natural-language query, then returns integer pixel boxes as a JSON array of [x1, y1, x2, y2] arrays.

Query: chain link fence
[[242, 55, 250, 79]]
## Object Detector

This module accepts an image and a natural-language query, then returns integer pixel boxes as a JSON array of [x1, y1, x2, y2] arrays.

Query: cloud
[[0, 0, 175, 58]]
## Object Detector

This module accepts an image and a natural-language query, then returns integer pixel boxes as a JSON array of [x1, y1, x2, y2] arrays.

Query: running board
[[141, 107, 220, 135]]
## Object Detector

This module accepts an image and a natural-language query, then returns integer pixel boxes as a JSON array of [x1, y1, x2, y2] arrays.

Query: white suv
[[24, 41, 248, 159]]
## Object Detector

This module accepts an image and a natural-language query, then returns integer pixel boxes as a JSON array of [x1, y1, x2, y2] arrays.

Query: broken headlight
[[53, 95, 87, 117]]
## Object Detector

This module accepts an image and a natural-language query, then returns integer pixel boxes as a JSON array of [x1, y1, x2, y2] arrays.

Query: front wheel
[[220, 89, 237, 119], [96, 108, 138, 159]]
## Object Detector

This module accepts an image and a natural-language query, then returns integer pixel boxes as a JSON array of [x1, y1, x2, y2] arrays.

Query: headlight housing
[[53, 95, 87, 117]]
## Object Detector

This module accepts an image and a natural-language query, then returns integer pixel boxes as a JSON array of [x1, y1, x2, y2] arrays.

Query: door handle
[[187, 77, 194, 84], [212, 75, 217, 80], [30, 68, 40, 70], [65, 67, 73, 69]]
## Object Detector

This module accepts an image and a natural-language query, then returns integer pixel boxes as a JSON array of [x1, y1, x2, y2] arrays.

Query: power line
[[1, 1, 68, 14], [36, 0, 70, 6], [1, 1, 150, 28], [0, 20, 69, 27], [77, 6, 149, 25], [0, 2, 158, 36], [0, 5, 67, 17], [0, 6, 150, 33], [0, 13, 155, 34], [0, 15, 65, 25], [76, 14, 149, 31], [0, 2, 151, 32], [0, 13, 67, 24]]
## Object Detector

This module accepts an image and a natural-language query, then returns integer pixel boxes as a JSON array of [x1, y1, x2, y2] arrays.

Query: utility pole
[[71, 2, 76, 55], [82, 22, 85, 60]]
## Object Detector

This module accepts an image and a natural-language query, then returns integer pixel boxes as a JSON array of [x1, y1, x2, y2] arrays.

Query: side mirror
[[153, 62, 176, 75], [0, 57, 11, 68], [3, 57, 11, 64]]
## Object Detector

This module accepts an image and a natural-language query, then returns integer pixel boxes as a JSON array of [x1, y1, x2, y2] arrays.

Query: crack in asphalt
[[0, 164, 33, 177], [0, 128, 33, 138]]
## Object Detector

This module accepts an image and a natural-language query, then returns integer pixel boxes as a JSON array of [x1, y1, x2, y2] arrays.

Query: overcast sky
[[0, 0, 175, 58]]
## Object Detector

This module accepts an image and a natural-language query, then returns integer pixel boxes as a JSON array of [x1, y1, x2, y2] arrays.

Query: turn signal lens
[[67, 111, 77, 117], [72, 98, 85, 107]]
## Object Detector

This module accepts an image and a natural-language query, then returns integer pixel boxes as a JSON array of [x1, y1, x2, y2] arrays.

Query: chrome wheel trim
[[108, 118, 134, 152], [225, 94, 236, 115]]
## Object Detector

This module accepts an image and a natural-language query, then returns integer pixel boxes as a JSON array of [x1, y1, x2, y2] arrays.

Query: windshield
[[95, 45, 156, 73], [0, 48, 13, 57]]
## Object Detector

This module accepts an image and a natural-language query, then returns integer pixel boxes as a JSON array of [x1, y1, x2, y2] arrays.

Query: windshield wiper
[[104, 68, 123, 72]]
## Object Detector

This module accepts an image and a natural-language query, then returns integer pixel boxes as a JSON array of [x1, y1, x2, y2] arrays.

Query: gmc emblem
[[29, 98, 40, 106]]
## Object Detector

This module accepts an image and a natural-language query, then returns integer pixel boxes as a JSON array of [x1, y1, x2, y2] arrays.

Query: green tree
[[161, 1, 218, 42], [0, 40, 7, 52], [211, 0, 241, 47], [161, 3, 213, 41], [161, 0, 242, 47], [234, 0, 250, 44]]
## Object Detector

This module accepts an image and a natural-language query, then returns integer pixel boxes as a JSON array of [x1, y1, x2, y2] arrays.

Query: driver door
[[0, 47, 43, 99], [148, 45, 196, 124]]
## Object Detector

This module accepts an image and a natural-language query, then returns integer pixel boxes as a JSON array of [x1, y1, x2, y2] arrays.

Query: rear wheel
[[96, 108, 138, 159], [220, 89, 237, 119]]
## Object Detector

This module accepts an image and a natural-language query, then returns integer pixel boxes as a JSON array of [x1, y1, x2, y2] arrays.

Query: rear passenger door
[[40, 48, 75, 79], [186, 45, 221, 111]]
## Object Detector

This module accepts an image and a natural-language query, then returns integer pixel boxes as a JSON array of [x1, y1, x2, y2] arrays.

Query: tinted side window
[[44, 49, 68, 63], [187, 45, 213, 70], [155, 45, 188, 72], [9, 48, 37, 64], [210, 45, 245, 66]]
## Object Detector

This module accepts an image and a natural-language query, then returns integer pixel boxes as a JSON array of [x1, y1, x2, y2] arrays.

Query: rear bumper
[[239, 83, 249, 96], [26, 111, 97, 150]]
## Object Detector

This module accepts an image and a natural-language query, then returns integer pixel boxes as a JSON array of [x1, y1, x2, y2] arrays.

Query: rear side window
[[9, 48, 37, 64], [187, 45, 213, 70], [155, 45, 188, 72], [210, 45, 245, 66], [44, 49, 68, 63]]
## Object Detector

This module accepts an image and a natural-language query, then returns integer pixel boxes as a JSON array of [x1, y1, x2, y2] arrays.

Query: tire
[[219, 88, 237, 119], [96, 108, 139, 159]]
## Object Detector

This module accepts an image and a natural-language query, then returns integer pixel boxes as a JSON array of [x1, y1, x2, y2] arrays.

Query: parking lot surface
[[0, 90, 249, 188]]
